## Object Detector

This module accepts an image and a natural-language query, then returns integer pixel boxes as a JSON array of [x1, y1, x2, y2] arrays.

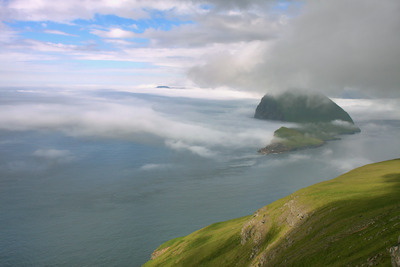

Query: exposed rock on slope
[[390, 236, 400, 267]]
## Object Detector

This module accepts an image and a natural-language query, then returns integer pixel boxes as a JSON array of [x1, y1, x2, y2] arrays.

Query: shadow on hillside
[[383, 173, 400, 182]]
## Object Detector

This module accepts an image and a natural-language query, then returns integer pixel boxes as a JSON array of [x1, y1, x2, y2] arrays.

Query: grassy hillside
[[143, 159, 400, 266]]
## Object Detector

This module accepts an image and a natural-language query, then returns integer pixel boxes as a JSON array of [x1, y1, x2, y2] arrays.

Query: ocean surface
[[0, 88, 399, 266]]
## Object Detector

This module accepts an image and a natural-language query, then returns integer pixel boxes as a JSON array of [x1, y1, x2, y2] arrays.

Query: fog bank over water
[[0, 87, 400, 266], [0, 87, 276, 158], [0, 87, 399, 172]]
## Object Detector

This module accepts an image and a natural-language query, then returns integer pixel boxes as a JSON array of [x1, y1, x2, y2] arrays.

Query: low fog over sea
[[1, 88, 399, 266]]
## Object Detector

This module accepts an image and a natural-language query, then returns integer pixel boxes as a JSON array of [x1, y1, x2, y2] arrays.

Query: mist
[[0, 88, 280, 158], [1, 87, 399, 164]]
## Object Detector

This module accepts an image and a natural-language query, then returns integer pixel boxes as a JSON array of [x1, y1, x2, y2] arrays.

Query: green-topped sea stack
[[254, 91, 354, 123], [254, 91, 360, 154]]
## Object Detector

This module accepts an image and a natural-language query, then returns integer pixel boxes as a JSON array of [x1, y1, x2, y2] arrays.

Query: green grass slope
[[143, 159, 400, 266]]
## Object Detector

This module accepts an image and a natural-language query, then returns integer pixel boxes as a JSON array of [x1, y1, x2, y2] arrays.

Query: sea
[[0, 88, 399, 266]]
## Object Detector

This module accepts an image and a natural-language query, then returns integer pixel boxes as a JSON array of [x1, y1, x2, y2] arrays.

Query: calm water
[[0, 89, 399, 266]]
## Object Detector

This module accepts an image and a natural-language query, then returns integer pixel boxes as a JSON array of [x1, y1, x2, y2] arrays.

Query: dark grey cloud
[[143, 12, 283, 47], [188, 0, 281, 10], [189, 0, 400, 97]]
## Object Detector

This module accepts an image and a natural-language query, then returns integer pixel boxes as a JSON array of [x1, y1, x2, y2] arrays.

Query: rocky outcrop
[[282, 198, 309, 227], [389, 236, 400, 267], [150, 247, 170, 260], [240, 196, 310, 265], [258, 142, 292, 154]]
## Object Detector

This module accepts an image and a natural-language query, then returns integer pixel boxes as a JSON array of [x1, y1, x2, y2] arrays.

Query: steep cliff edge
[[144, 159, 400, 266]]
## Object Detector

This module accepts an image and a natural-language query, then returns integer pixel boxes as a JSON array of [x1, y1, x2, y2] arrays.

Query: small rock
[[389, 236, 400, 267]]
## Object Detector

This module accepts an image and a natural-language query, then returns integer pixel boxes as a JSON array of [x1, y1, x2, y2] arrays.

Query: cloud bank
[[188, 0, 400, 97]]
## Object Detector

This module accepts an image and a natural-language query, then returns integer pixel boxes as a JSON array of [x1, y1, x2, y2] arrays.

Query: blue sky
[[1, 0, 399, 97], [5, 14, 193, 51]]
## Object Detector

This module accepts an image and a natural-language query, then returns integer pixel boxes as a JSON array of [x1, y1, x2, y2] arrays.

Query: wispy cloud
[[165, 140, 217, 158], [43, 29, 78, 37], [3, 0, 197, 22], [33, 149, 75, 162], [334, 98, 400, 122], [91, 28, 136, 39], [140, 163, 174, 171]]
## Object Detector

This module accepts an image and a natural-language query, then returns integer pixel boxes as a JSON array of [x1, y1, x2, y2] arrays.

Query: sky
[[1, 0, 400, 97]]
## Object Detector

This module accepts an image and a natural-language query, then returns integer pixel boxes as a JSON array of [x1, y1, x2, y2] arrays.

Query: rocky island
[[254, 91, 360, 154]]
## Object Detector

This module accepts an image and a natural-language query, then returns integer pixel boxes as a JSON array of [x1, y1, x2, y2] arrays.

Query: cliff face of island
[[144, 159, 400, 266], [254, 91, 360, 154]]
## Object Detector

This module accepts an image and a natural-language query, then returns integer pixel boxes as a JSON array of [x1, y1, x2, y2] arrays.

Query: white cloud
[[334, 98, 400, 122], [188, 40, 270, 90], [0, 22, 17, 44], [165, 140, 217, 158], [140, 163, 174, 171], [131, 11, 284, 47], [91, 28, 136, 39], [33, 149, 72, 159], [33, 148, 75, 163], [43, 29, 78, 37]]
